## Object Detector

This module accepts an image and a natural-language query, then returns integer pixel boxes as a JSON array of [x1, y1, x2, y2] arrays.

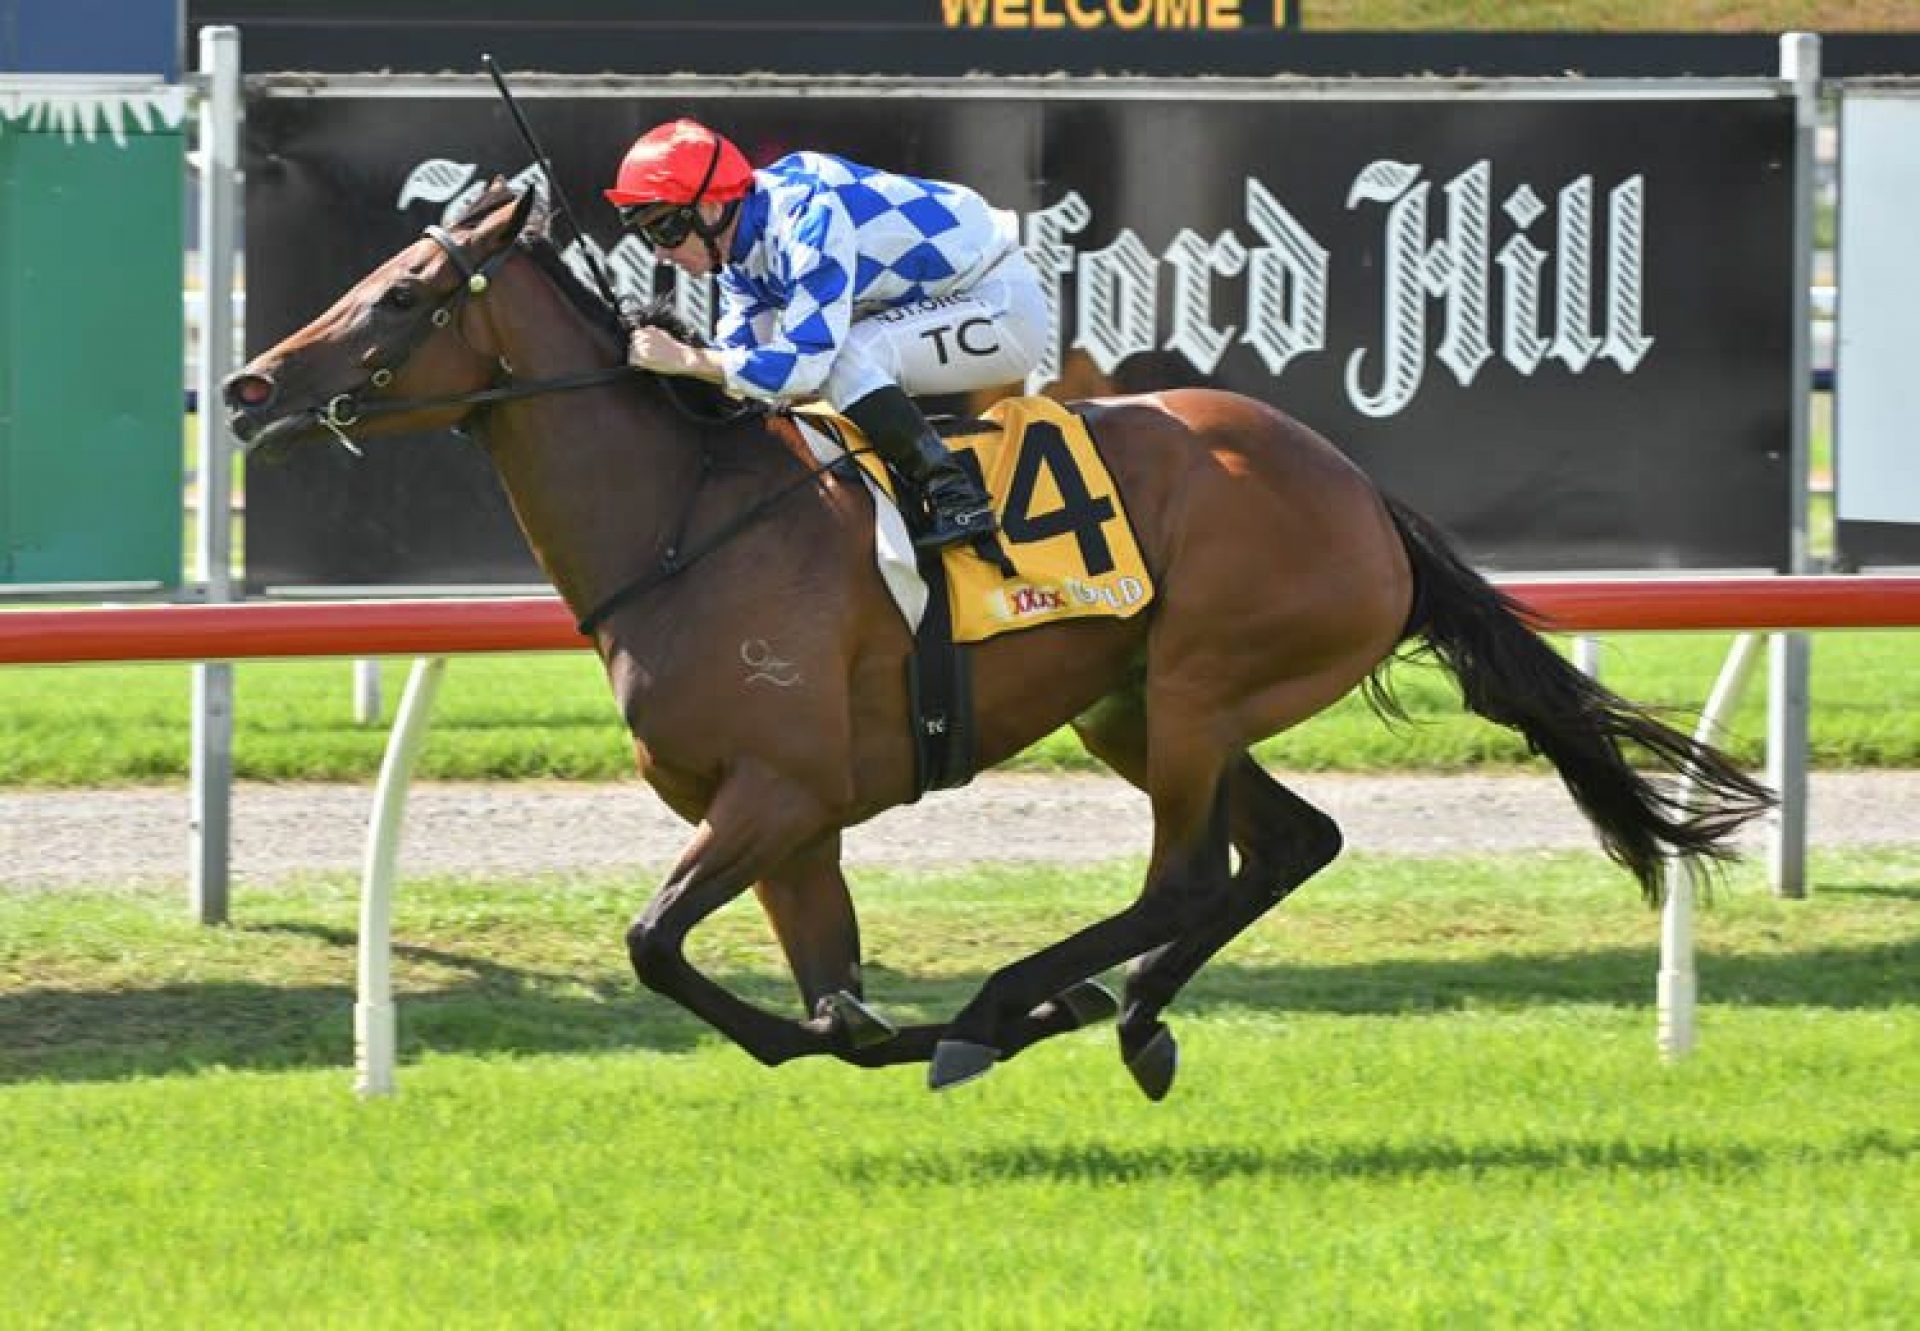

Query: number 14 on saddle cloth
[[806, 396, 1156, 642]]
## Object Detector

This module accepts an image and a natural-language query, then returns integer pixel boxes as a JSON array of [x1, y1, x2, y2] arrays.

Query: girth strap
[[905, 546, 976, 797]]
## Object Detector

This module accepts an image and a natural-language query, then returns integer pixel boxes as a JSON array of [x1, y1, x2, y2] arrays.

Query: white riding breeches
[[819, 248, 1052, 410]]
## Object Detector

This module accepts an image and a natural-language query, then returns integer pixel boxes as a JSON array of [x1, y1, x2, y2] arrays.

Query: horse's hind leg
[[1074, 697, 1342, 1100], [1117, 755, 1342, 1098], [929, 705, 1236, 1090]]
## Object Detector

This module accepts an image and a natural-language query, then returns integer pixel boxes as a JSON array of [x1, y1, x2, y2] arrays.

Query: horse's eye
[[381, 285, 420, 311]]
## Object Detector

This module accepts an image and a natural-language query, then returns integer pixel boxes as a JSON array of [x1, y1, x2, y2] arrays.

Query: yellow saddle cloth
[[814, 396, 1154, 644]]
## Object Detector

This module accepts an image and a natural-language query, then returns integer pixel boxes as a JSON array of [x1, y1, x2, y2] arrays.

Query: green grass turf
[[1, 629, 1914, 785], [2, 850, 1915, 1327]]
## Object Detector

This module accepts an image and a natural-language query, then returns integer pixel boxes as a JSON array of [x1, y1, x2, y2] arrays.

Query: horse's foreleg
[[753, 837, 1118, 1069], [834, 983, 1122, 1068], [627, 763, 846, 1067], [753, 836, 864, 1010], [752, 839, 907, 1053]]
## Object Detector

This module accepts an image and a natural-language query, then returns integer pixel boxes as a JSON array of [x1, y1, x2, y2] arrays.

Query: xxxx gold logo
[[991, 575, 1149, 622], [998, 584, 1069, 619]]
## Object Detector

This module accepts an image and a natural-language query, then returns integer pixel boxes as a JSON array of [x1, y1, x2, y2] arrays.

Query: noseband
[[314, 221, 632, 453]]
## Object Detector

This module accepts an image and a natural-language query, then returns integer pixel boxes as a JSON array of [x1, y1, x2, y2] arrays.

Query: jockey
[[606, 118, 1051, 551]]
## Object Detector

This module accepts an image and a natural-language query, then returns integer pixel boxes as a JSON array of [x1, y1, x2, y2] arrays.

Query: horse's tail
[[1377, 494, 1776, 903]]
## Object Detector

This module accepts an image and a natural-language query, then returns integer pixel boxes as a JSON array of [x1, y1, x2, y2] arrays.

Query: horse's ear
[[504, 185, 538, 242], [521, 188, 555, 241]]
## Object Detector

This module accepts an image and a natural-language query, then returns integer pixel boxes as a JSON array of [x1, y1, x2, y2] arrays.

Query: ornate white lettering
[[607, 235, 662, 307], [1344, 161, 1429, 418], [1076, 230, 1159, 374], [1602, 176, 1654, 372], [1552, 177, 1600, 373], [1496, 185, 1550, 375], [389, 153, 1659, 421], [1025, 192, 1093, 392], [1345, 160, 1495, 418], [1163, 227, 1246, 375], [1241, 178, 1327, 377], [1431, 162, 1493, 390]]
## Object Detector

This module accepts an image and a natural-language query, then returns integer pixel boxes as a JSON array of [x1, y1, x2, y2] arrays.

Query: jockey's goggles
[[618, 202, 697, 250]]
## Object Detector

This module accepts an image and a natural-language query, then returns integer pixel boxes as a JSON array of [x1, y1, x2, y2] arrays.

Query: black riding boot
[[844, 385, 999, 551]]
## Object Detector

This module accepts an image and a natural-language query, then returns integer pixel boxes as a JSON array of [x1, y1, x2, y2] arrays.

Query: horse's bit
[[314, 222, 629, 454]]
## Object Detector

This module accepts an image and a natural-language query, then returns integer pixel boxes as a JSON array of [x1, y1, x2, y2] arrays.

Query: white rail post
[[1769, 30, 1820, 902], [1660, 632, 1765, 1060], [189, 25, 241, 925], [356, 656, 448, 1098], [354, 659, 384, 725], [1571, 635, 1601, 680]]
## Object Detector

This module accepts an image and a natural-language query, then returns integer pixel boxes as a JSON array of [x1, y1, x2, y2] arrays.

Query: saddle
[[794, 396, 1156, 795]]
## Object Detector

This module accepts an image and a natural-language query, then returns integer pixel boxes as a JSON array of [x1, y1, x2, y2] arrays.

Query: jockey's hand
[[627, 327, 707, 377]]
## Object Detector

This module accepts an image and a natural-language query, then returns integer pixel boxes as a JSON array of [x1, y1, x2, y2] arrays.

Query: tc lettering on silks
[[918, 317, 1003, 364]]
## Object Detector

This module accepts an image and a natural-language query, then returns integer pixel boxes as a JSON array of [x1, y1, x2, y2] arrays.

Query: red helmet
[[604, 119, 754, 208]]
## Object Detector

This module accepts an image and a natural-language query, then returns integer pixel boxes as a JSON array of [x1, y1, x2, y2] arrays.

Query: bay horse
[[223, 185, 1774, 1098]]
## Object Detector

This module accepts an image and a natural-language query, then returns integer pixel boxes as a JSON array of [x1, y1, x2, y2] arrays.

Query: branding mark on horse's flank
[[741, 639, 801, 688]]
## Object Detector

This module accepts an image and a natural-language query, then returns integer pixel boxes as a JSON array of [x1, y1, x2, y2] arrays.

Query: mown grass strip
[[4, 630, 1919, 784], [4, 849, 1915, 1083]]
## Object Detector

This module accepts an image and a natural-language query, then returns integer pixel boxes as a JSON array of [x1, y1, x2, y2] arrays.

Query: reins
[[324, 199, 872, 637], [575, 442, 867, 637], [319, 364, 635, 437]]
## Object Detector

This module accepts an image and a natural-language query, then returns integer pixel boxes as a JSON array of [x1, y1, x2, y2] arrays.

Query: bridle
[[296, 199, 863, 637], [312, 218, 631, 454]]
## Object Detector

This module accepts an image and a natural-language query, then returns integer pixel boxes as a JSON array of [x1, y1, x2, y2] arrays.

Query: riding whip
[[481, 54, 633, 332]]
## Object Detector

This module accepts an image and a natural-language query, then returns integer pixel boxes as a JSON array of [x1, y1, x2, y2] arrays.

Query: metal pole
[[357, 657, 448, 1098], [354, 659, 384, 725], [1659, 633, 1765, 1060], [1769, 31, 1820, 901], [1571, 635, 1601, 680], [190, 25, 241, 925]]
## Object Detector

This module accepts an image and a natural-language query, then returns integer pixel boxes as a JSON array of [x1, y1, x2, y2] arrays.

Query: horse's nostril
[[224, 372, 276, 410]]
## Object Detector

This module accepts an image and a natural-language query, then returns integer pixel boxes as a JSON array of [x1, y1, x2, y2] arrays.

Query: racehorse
[[223, 184, 1774, 1098]]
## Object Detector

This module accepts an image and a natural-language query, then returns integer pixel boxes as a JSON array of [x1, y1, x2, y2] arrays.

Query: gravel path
[[4, 770, 1918, 889]]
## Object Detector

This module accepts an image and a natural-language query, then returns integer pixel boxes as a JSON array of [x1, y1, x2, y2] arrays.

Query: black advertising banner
[[243, 82, 1795, 589]]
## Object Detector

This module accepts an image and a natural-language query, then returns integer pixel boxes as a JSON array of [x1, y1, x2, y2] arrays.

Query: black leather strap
[[905, 546, 976, 798]]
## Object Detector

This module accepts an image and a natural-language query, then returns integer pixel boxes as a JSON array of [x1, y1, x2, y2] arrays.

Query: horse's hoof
[[929, 1039, 1000, 1091], [1123, 1023, 1178, 1102], [820, 991, 897, 1049], [1055, 979, 1119, 1029]]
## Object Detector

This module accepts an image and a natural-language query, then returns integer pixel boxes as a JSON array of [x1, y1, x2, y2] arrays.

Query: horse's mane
[[473, 188, 766, 423]]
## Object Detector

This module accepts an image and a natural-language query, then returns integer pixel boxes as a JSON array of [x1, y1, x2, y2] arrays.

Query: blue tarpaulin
[[1, 0, 181, 80]]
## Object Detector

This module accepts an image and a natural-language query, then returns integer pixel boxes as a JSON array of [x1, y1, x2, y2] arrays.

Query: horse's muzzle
[[221, 370, 279, 446]]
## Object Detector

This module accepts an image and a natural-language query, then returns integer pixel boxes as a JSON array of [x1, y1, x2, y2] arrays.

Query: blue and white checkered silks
[[711, 152, 1046, 408]]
